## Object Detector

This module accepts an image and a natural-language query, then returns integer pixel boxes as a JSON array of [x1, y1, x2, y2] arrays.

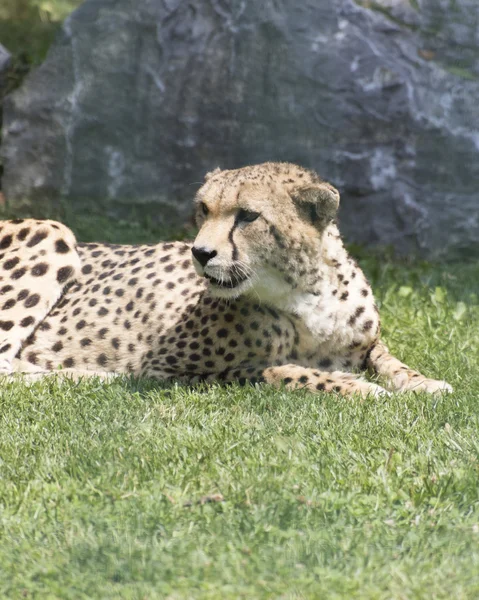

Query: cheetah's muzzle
[[204, 272, 247, 289]]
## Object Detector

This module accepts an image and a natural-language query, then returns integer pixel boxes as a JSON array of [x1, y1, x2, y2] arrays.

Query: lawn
[[0, 217, 478, 599]]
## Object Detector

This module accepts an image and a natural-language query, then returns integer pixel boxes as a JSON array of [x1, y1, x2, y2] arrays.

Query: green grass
[[0, 223, 478, 599]]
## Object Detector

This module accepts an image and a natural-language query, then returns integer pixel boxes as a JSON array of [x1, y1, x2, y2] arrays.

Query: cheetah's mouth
[[205, 273, 248, 289]]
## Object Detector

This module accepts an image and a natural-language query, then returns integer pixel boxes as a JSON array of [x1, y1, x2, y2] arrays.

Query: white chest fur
[[284, 292, 339, 340], [250, 270, 340, 346]]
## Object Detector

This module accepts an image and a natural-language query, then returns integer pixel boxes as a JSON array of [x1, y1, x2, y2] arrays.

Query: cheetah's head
[[192, 162, 340, 299]]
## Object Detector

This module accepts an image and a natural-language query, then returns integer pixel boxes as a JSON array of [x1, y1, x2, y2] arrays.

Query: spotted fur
[[0, 163, 452, 397], [0, 219, 80, 375]]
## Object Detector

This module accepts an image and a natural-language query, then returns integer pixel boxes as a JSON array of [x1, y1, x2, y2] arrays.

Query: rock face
[[0, 43, 11, 97], [2, 0, 478, 258]]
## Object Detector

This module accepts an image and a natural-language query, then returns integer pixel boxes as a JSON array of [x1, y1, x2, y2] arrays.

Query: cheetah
[[0, 163, 452, 397]]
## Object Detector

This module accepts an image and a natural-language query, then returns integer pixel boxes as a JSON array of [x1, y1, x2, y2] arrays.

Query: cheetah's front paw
[[348, 379, 391, 399], [406, 378, 453, 394]]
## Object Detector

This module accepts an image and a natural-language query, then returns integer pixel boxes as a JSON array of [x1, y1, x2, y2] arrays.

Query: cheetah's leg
[[216, 363, 390, 399], [0, 219, 80, 373], [367, 341, 453, 394]]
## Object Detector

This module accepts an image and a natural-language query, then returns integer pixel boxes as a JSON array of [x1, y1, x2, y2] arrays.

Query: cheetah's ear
[[291, 182, 340, 226], [204, 167, 222, 182]]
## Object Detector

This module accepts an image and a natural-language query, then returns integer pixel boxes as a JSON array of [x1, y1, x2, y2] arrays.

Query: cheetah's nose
[[192, 246, 217, 268]]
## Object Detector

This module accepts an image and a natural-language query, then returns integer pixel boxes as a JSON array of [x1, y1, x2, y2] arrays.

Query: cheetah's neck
[[248, 266, 340, 343], [247, 229, 348, 343]]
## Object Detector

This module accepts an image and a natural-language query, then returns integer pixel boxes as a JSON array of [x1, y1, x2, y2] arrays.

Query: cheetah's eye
[[237, 209, 260, 224], [201, 202, 209, 216]]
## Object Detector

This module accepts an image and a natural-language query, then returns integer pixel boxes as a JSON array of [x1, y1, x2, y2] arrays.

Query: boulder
[[0, 43, 11, 97], [1, 0, 478, 258]]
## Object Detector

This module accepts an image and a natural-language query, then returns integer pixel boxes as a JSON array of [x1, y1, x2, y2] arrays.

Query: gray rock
[[2, 0, 479, 258], [0, 43, 11, 98]]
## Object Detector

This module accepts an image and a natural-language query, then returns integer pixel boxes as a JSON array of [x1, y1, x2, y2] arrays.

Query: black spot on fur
[[24, 294, 40, 308], [55, 239, 70, 253], [2, 299, 16, 310], [362, 320, 373, 331], [319, 358, 333, 368], [31, 262, 49, 277], [57, 266, 74, 283], [20, 316, 35, 327], [11, 268, 27, 280], [27, 231, 48, 247], [0, 235, 13, 249], [17, 228, 30, 241], [97, 353, 108, 367], [348, 306, 365, 326], [4, 257, 20, 270]]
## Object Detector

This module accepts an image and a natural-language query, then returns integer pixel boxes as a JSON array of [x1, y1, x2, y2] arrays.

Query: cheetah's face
[[192, 163, 340, 299]]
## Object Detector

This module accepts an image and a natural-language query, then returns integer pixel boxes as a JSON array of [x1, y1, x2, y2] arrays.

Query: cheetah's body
[[0, 163, 452, 397]]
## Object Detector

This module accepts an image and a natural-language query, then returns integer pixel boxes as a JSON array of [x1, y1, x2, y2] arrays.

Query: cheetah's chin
[[205, 274, 252, 298]]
